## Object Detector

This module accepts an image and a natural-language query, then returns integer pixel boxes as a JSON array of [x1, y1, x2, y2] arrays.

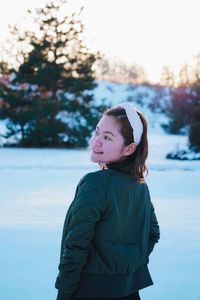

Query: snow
[[166, 147, 200, 160], [92, 80, 171, 138], [93, 80, 132, 106], [0, 132, 200, 300]]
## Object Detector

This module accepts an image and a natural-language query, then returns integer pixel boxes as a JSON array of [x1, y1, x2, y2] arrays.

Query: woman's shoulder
[[78, 169, 149, 190], [78, 169, 112, 187], [76, 169, 120, 194], [80, 168, 130, 183]]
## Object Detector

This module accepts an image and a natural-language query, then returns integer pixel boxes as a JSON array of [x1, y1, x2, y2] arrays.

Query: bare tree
[[160, 65, 175, 87], [95, 57, 147, 84]]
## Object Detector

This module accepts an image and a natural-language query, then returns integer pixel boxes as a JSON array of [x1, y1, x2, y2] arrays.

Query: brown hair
[[102, 106, 148, 182]]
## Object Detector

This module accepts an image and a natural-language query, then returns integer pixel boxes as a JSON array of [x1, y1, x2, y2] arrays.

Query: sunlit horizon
[[0, 0, 200, 83]]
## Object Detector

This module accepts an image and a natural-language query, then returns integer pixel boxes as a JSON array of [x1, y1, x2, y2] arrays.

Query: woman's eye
[[104, 135, 111, 141]]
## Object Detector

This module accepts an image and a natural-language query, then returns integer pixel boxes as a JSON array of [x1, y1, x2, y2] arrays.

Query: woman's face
[[90, 115, 129, 164]]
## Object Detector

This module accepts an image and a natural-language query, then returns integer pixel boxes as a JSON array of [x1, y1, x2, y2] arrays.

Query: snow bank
[[0, 133, 200, 300]]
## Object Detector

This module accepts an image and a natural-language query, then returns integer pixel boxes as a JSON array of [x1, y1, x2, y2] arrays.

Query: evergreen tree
[[0, 0, 103, 147], [189, 106, 200, 150]]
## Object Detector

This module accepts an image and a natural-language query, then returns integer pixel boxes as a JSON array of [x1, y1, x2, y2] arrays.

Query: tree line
[[0, 0, 199, 150]]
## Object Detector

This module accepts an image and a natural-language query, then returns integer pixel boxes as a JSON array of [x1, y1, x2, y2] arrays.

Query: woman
[[55, 102, 160, 300]]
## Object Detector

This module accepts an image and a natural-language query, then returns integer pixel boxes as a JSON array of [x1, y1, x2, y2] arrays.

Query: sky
[[0, 0, 200, 83]]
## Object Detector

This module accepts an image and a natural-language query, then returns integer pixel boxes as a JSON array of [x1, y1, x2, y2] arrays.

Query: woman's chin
[[90, 154, 99, 163], [90, 154, 105, 163]]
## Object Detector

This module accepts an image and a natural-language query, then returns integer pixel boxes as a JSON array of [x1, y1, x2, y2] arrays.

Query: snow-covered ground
[[0, 132, 200, 300]]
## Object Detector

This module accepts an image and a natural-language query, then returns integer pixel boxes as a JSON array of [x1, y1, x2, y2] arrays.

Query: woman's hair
[[102, 105, 148, 182]]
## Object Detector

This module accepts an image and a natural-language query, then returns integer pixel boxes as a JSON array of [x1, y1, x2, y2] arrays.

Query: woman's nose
[[93, 135, 102, 146]]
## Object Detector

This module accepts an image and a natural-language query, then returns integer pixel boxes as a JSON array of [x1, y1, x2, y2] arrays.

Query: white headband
[[114, 102, 143, 145]]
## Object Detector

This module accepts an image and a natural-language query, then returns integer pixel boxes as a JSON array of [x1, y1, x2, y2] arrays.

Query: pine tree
[[0, 0, 103, 147]]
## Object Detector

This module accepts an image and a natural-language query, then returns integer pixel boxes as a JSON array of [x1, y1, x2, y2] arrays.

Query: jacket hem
[[74, 265, 153, 297]]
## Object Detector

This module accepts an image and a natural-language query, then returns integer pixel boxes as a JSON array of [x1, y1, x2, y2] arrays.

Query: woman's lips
[[93, 149, 103, 154]]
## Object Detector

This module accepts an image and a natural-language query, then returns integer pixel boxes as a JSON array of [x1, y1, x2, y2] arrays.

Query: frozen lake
[[0, 133, 200, 300]]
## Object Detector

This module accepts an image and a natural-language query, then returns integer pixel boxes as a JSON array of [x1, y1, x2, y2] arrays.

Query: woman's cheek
[[89, 134, 95, 147]]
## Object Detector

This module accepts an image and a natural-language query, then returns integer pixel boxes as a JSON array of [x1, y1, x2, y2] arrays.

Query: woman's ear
[[123, 143, 137, 156]]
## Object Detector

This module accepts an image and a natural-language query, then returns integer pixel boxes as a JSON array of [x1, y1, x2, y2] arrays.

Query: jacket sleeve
[[147, 200, 160, 256], [55, 172, 106, 299], [141, 182, 160, 257], [144, 181, 160, 256]]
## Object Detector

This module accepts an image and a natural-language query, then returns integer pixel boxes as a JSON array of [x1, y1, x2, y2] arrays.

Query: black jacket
[[55, 169, 160, 299]]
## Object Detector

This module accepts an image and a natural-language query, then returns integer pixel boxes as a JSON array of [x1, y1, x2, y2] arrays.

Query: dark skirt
[[72, 291, 141, 300]]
